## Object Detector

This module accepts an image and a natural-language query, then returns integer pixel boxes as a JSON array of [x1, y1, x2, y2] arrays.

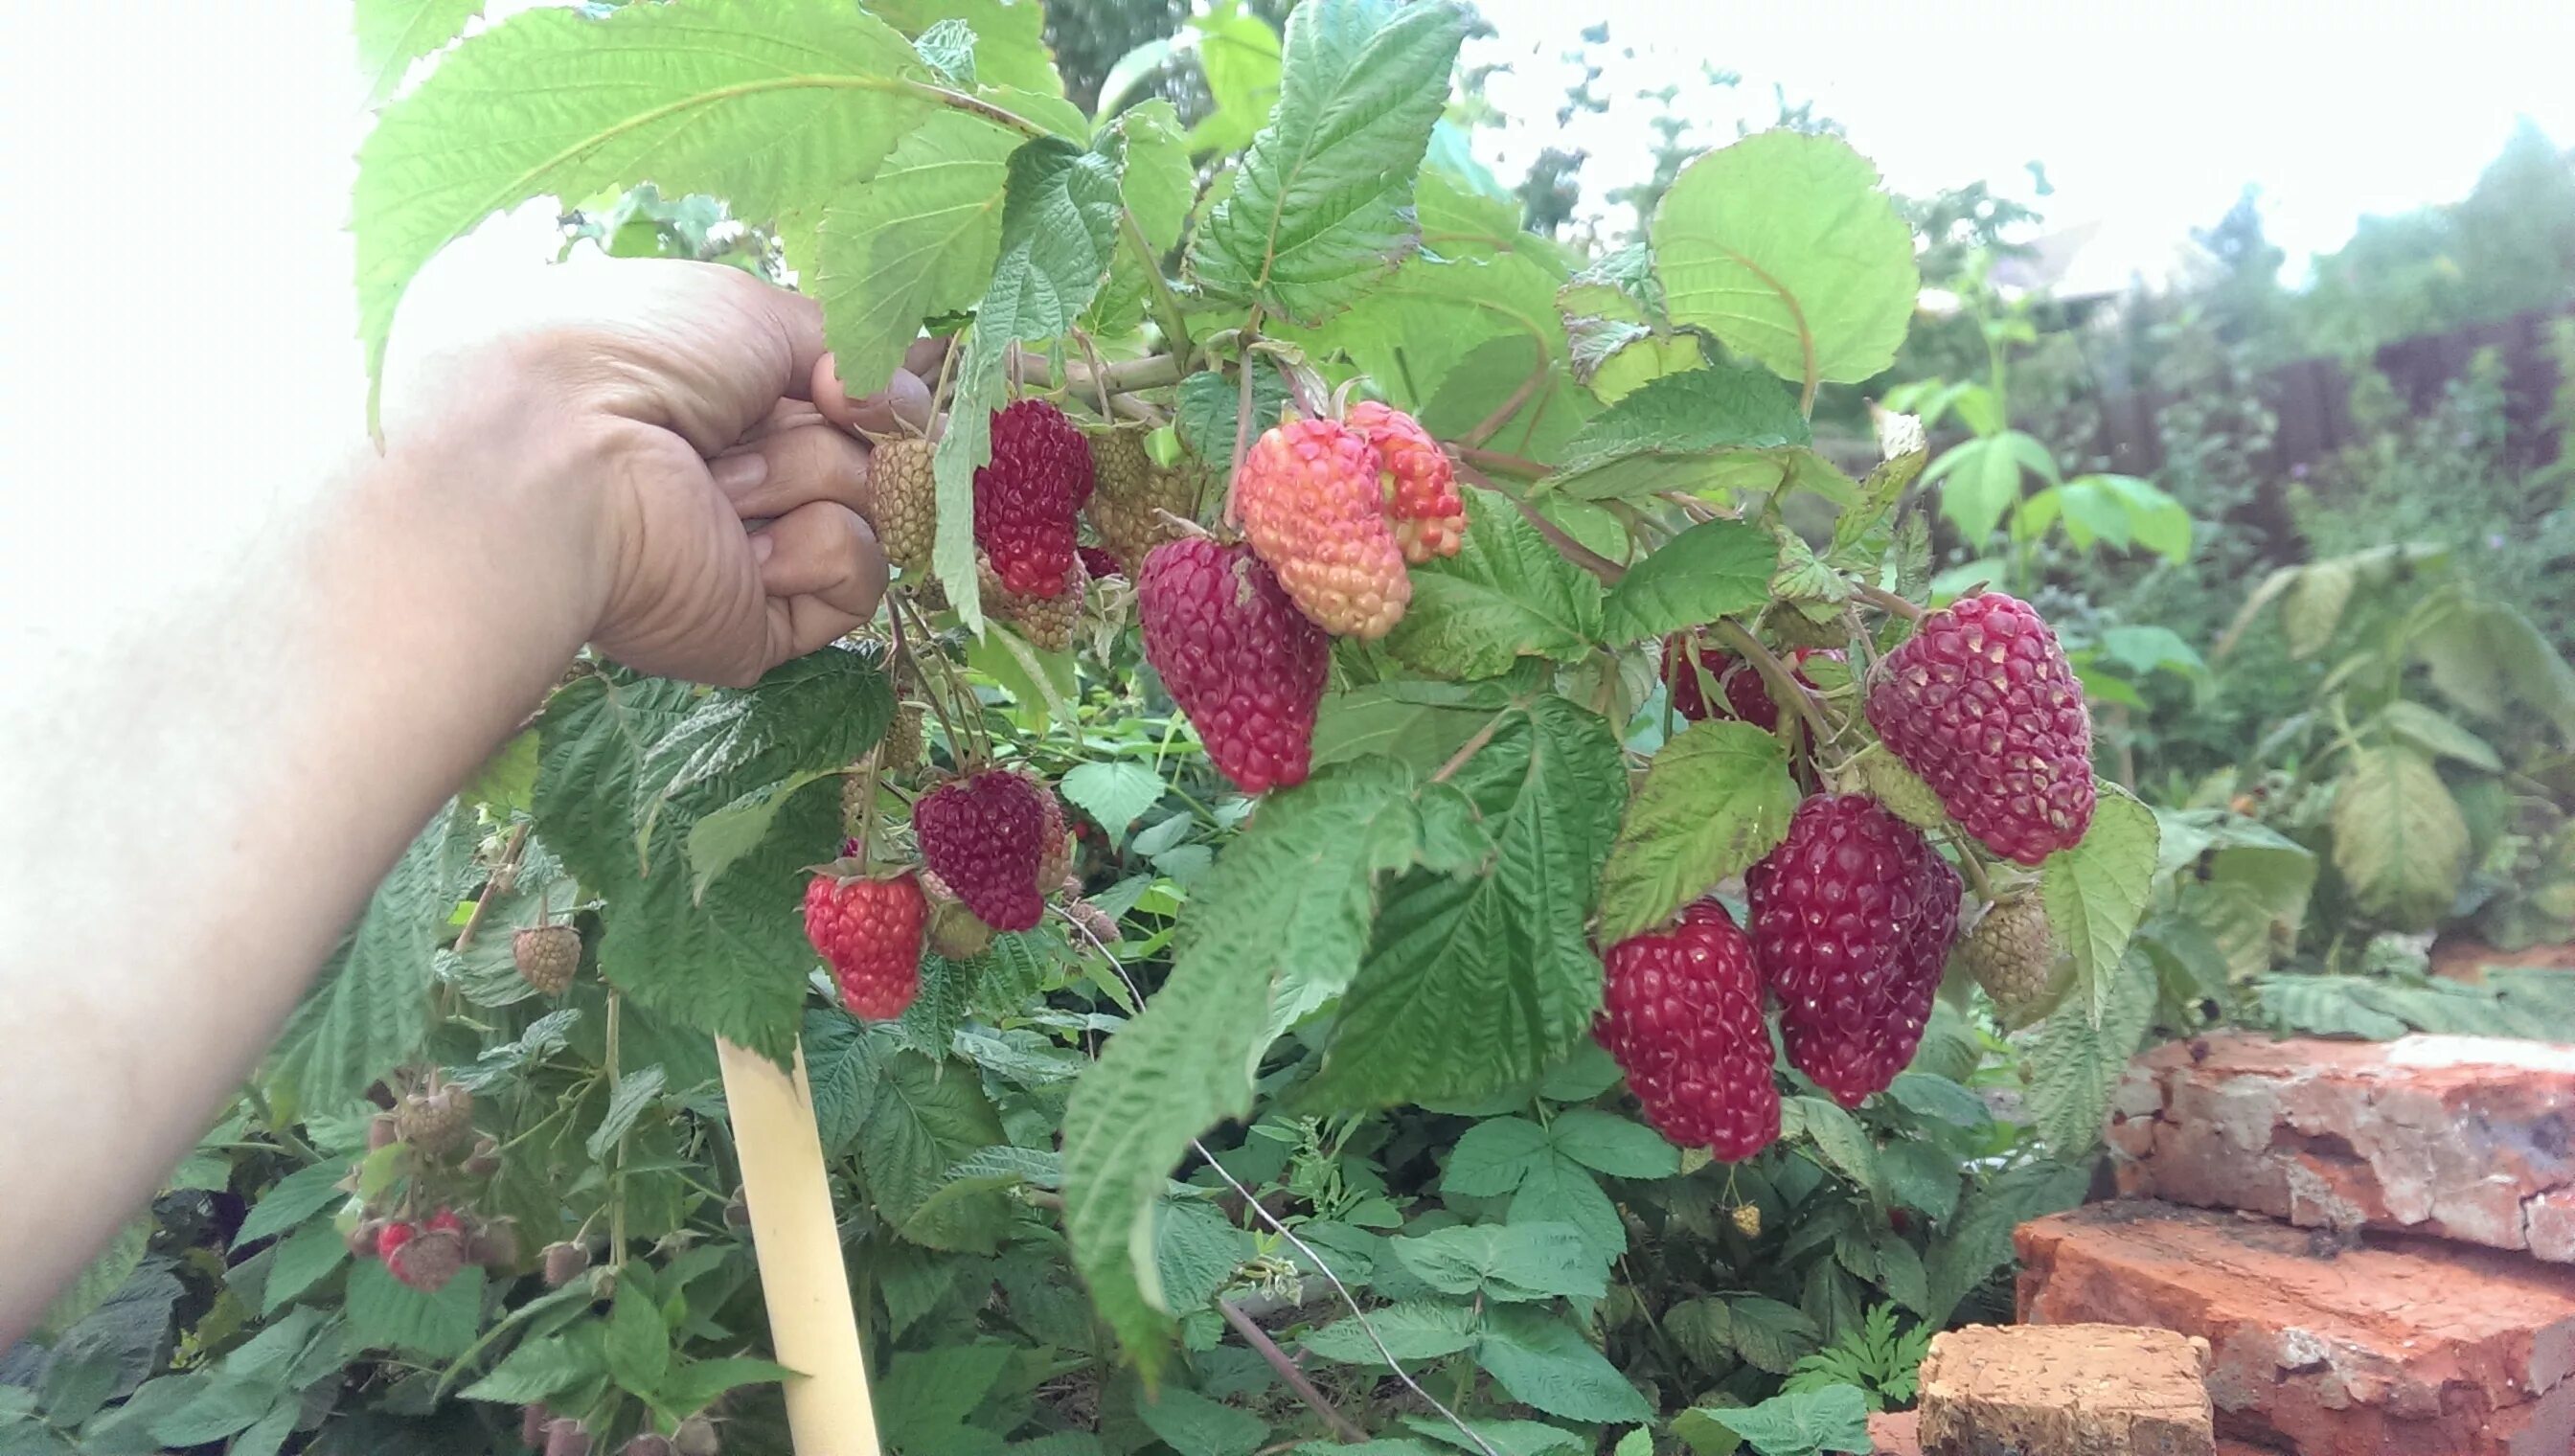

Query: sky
[[1461, 1, 2575, 293]]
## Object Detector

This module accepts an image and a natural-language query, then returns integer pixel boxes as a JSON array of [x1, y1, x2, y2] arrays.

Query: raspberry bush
[[15, 5, 2190, 1453]]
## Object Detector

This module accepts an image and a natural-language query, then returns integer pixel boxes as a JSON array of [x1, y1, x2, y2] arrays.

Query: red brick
[[2017, 1201, 2575, 1455], [2109, 1034, 2575, 1259], [1917, 1323, 2214, 1454], [1867, 1408, 1921, 1455]]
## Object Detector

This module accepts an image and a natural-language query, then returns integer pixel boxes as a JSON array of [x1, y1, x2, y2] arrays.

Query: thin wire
[[1053, 907, 1511, 1456]]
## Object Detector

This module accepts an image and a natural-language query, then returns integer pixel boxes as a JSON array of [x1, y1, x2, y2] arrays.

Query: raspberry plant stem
[[1431, 708, 1513, 785], [1217, 1300, 1369, 1445], [1710, 619, 1834, 750], [1118, 206, 1194, 359], [1225, 314, 1263, 527], [1446, 444, 1547, 478], [1458, 360, 1549, 448], [1856, 580, 1926, 622], [1454, 460, 1624, 584], [453, 822, 529, 952]]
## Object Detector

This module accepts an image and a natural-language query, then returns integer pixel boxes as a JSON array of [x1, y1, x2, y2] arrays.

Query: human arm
[[0, 256, 900, 1341]]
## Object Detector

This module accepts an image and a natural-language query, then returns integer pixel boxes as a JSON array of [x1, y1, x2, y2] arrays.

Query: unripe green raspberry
[[873, 437, 937, 574], [1085, 428, 1198, 575], [1855, 743, 1952, 833], [1963, 893, 2067, 1023]]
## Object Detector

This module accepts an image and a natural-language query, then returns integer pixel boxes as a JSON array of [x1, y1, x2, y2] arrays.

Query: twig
[[1226, 312, 1263, 527], [1658, 490, 1719, 523], [1459, 463, 1622, 584], [1431, 708, 1513, 785], [1943, 829, 1996, 899], [1709, 620, 1834, 749], [1855, 581, 1925, 622], [1004, 348, 1185, 398], [1459, 363, 1548, 448], [1053, 912, 1505, 1456], [454, 823, 530, 952], [1118, 206, 1194, 359], [1219, 1301, 1368, 1445], [1445, 444, 1548, 479]]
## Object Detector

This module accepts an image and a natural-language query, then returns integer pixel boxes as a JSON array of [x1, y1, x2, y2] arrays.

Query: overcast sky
[[1463, 1, 2575, 292]]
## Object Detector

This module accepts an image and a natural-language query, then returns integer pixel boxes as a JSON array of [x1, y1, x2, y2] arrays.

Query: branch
[[1458, 363, 1548, 448], [1117, 207, 1194, 359], [907, 80, 1050, 140], [1708, 619, 1833, 749], [453, 823, 530, 952], [1854, 581, 1925, 622], [1218, 1301, 1368, 1445], [1446, 444, 1548, 479], [1456, 462, 1623, 585], [1004, 348, 1184, 398]]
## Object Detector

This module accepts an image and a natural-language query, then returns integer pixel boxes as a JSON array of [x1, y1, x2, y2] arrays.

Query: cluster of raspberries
[[1602, 591, 2095, 1159]]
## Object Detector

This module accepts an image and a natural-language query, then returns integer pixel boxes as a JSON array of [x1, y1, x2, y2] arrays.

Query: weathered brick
[[2017, 1200, 2575, 1455], [1917, 1322, 2214, 1455], [1868, 1408, 1921, 1455], [2108, 1034, 2575, 1259]]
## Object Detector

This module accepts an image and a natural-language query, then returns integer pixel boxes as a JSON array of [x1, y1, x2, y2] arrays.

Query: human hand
[[383, 252, 929, 687]]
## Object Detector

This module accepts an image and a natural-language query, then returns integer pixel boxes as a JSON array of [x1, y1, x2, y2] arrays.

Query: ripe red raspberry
[[1346, 400, 1464, 563], [974, 398, 1093, 599], [978, 551, 1085, 652], [1078, 545, 1124, 581], [1025, 774, 1074, 896], [1747, 794, 1962, 1107], [1663, 637, 1841, 729], [1237, 417, 1411, 639], [1865, 591, 2094, 864], [376, 1220, 416, 1263], [911, 769, 1050, 932], [387, 1220, 467, 1292], [1136, 537, 1328, 793], [1594, 899, 1781, 1162], [803, 872, 927, 1019]]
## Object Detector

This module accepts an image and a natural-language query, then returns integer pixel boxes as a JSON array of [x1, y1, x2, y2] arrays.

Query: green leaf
[[460, 1332, 601, 1403], [1878, 1140, 1959, 1221], [2380, 700, 2503, 773], [1555, 364, 1812, 479], [2043, 785, 2160, 1027], [1187, 0, 1283, 153], [1411, 1417, 1589, 1456], [877, 1345, 1013, 1454], [870, 0, 1064, 96], [1061, 759, 1434, 1365], [1549, 1108, 1680, 1178], [1311, 678, 1521, 776], [605, 1282, 672, 1398], [1175, 362, 1295, 467], [261, 1219, 352, 1314], [1475, 1308, 1652, 1422], [1508, 1157, 1626, 1256], [911, 17, 977, 84], [1598, 720, 1798, 940], [233, 1160, 357, 1249], [37, 1220, 154, 1343], [814, 114, 1016, 398], [1727, 1297, 1821, 1376], [1600, 517, 1779, 645], [353, 0, 484, 107], [1442, 1118, 1552, 1195], [1304, 700, 1625, 1109], [1384, 489, 1606, 680], [586, 1064, 669, 1161], [2026, 949, 2158, 1157], [644, 647, 894, 823], [266, 804, 469, 1113], [1088, 100, 1194, 333], [1926, 433, 2053, 543], [353, 0, 930, 405], [2412, 598, 2575, 735], [653, 1357, 801, 1418], [2333, 745, 2471, 931], [2281, 559, 2356, 658], [1390, 1223, 1607, 1304], [1137, 1385, 1267, 1456], [1060, 762, 1167, 832], [1922, 1160, 2087, 1325], [1652, 131, 1918, 395], [1188, 0, 1469, 322], [1783, 1098, 1880, 1200], [345, 1261, 484, 1359], [858, 1050, 1008, 1226], [1301, 1301, 1480, 1363], [1665, 1297, 1736, 1373], [1885, 1073, 1989, 1129], [1702, 1386, 1870, 1456]]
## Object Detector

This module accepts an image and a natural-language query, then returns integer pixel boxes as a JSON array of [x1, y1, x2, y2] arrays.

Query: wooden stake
[[716, 1037, 880, 1454]]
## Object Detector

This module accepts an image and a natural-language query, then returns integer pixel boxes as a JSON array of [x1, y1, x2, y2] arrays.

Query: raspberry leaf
[[2331, 744, 2471, 932], [346, 1262, 485, 1360], [1390, 1223, 1608, 1304], [353, 0, 482, 108], [2025, 946, 2159, 1157], [1302, 699, 1625, 1110], [2039, 784, 2160, 1027], [1652, 130, 1919, 398], [1383, 489, 1606, 679], [1300, 1302, 1480, 1364], [1477, 1309, 1653, 1422], [1597, 721, 1797, 942], [813, 115, 1015, 400], [1188, 0, 1468, 322], [857, 1049, 1007, 1226], [1599, 518, 1778, 645]]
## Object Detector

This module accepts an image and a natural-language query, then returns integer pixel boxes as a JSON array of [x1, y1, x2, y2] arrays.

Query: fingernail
[[750, 532, 777, 564], [712, 451, 769, 491]]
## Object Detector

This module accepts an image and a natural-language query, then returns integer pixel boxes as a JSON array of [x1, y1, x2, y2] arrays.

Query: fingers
[[748, 501, 889, 666], [812, 354, 935, 437], [711, 422, 874, 527]]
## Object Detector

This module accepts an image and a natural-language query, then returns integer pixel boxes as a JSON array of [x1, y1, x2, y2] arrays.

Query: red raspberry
[[1346, 400, 1464, 563], [1025, 771, 1073, 894], [425, 1207, 465, 1236], [1747, 794, 1962, 1108], [1135, 538, 1328, 793], [376, 1220, 416, 1263], [386, 1221, 467, 1292], [974, 398, 1094, 599], [911, 769, 1050, 932], [1865, 591, 2094, 864], [803, 872, 928, 1019], [1237, 417, 1411, 639], [1594, 899, 1781, 1162], [1663, 637, 1841, 730], [1078, 545, 1124, 581]]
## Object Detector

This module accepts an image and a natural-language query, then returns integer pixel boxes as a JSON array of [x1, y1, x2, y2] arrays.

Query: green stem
[[604, 994, 627, 1266], [1709, 620, 1833, 749], [1119, 208, 1193, 358]]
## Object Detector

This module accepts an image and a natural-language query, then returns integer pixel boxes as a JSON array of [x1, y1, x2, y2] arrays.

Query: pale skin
[[0, 256, 923, 1344]]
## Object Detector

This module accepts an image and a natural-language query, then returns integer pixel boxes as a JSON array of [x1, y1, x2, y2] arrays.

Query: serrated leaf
[[1413, 1417, 1588, 1456], [2412, 598, 2575, 735], [642, 647, 893, 828], [1475, 1308, 1652, 1422], [353, 0, 930, 406], [1878, 1140, 1959, 1222], [871, 0, 1064, 96], [459, 1332, 599, 1403], [353, 0, 484, 107], [266, 804, 469, 1113], [1549, 1108, 1680, 1178], [345, 1261, 484, 1358], [858, 1050, 1008, 1226], [605, 1281, 672, 1396], [1727, 1296, 1820, 1376], [1652, 131, 1918, 396], [1390, 1222, 1606, 1305], [2332, 745, 2470, 931], [1061, 759, 1434, 1367], [1923, 1160, 2088, 1325], [1832, 444, 1930, 554], [1598, 720, 1797, 940], [2026, 948, 2158, 1157], [1784, 1098, 1880, 1200], [1060, 761, 1167, 832], [2379, 700, 2502, 773], [2042, 785, 2159, 1027], [1174, 361, 1294, 467], [1600, 517, 1778, 645], [1088, 100, 1194, 333], [1189, 0, 1468, 321], [1384, 489, 1605, 679], [1187, 0, 1284, 153], [1443, 1117, 1552, 1195], [877, 1345, 1014, 1454], [233, 1160, 359, 1249], [586, 1064, 669, 1161], [1703, 1386, 1870, 1456], [1557, 364, 1812, 476], [1301, 1301, 1481, 1363], [1509, 1157, 1626, 1256], [1138, 1385, 1267, 1456], [654, 1356, 801, 1419], [814, 114, 1016, 398], [1666, 1297, 1735, 1373], [1304, 700, 1625, 1109], [1311, 678, 1520, 775]]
